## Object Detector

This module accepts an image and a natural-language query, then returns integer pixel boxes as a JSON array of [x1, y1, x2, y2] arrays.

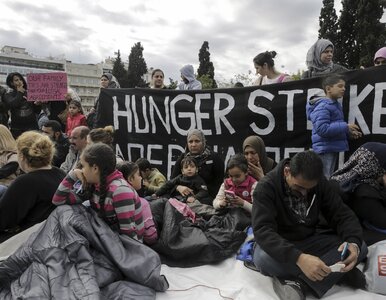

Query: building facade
[[0, 45, 113, 112]]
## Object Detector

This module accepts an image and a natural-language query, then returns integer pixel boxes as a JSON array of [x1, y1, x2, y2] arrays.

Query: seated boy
[[136, 158, 166, 196]]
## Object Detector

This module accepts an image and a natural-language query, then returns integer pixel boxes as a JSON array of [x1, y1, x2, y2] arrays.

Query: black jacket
[[252, 158, 363, 265], [171, 150, 224, 200], [156, 174, 211, 204], [3, 90, 39, 130], [53, 133, 70, 167]]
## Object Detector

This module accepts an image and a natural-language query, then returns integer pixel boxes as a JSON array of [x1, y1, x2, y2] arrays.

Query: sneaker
[[337, 267, 366, 289], [272, 276, 306, 300]]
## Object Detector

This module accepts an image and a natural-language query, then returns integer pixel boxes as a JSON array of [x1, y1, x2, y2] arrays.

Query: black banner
[[97, 66, 386, 178]]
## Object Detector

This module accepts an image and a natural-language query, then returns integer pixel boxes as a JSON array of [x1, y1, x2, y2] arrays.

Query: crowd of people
[[0, 40, 385, 300]]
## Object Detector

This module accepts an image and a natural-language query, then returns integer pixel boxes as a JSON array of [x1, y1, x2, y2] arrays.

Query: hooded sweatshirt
[[177, 65, 202, 90], [306, 91, 349, 154]]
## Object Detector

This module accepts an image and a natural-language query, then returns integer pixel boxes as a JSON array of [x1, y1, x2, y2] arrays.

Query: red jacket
[[224, 175, 257, 203], [66, 113, 87, 137]]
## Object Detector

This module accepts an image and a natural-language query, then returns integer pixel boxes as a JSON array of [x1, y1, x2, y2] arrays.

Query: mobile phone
[[341, 243, 350, 261], [224, 190, 236, 201]]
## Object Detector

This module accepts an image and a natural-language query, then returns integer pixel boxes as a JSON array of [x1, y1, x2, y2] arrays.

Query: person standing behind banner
[[91, 73, 120, 129], [373, 47, 386, 66], [306, 74, 362, 178], [302, 39, 348, 79], [3, 72, 40, 138], [253, 51, 293, 86], [0, 131, 66, 243], [171, 129, 224, 203], [243, 135, 277, 181], [176, 65, 202, 90], [150, 69, 167, 89], [0, 85, 8, 127]]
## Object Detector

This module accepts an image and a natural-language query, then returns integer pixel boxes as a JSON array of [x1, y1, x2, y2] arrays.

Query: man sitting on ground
[[60, 126, 89, 173], [42, 120, 70, 167], [252, 150, 367, 300]]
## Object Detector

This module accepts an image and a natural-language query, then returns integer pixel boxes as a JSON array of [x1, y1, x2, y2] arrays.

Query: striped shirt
[[53, 169, 144, 241]]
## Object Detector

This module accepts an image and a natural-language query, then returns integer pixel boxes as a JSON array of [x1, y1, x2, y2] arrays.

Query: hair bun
[[270, 51, 277, 58]]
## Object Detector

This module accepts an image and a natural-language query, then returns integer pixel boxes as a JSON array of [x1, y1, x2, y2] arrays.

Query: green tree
[[112, 50, 129, 88], [197, 41, 217, 88], [318, 0, 338, 47], [197, 74, 216, 89], [356, 0, 386, 67], [127, 42, 148, 88], [168, 77, 178, 89]]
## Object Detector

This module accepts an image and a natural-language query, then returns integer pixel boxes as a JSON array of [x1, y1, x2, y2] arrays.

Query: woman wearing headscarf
[[242, 136, 276, 180], [3, 72, 40, 138], [90, 73, 120, 129], [170, 129, 224, 203], [302, 39, 348, 79], [331, 142, 386, 244]]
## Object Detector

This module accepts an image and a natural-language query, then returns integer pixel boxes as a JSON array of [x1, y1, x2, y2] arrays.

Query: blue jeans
[[319, 152, 338, 179], [253, 234, 368, 298]]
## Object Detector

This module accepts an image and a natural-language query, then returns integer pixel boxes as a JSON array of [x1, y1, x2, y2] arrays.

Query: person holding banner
[[171, 129, 224, 203], [4, 72, 40, 138], [150, 69, 167, 89], [373, 47, 386, 66], [302, 39, 348, 79], [253, 51, 292, 86], [176, 65, 202, 90], [91, 73, 120, 129]]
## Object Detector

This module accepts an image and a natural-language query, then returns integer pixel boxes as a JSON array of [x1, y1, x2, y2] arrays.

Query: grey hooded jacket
[[177, 65, 202, 90]]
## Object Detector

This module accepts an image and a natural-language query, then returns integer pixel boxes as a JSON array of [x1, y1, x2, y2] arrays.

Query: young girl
[[53, 143, 144, 241], [306, 74, 362, 178], [253, 51, 292, 86], [116, 161, 158, 245], [213, 154, 257, 213], [66, 99, 87, 137]]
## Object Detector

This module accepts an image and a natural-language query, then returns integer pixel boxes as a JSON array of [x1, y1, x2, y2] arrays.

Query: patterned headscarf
[[331, 142, 386, 192]]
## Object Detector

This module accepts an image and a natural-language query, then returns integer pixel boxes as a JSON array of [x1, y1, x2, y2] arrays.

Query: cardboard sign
[[27, 72, 67, 101]]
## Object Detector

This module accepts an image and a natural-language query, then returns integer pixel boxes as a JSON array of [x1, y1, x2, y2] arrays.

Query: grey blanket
[[0, 205, 169, 299]]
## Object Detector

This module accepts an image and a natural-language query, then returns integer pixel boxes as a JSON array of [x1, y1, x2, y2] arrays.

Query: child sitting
[[155, 156, 211, 204], [213, 154, 257, 213], [53, 143, 144, 241], [116, 161, 158, 245], [135, 158, 166, 196]]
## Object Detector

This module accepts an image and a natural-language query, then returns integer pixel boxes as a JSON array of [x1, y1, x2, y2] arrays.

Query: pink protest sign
[[27, 72, 68, 101]]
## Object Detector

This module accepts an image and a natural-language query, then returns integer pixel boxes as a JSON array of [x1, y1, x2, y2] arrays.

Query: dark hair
[[151, 69, 164, 78], [253, 51, 277, 68], [321, 74, 345, 92], [6, 72, 28, 90], [136, 157, 151, 172], [81, 143, 116, 218], [116, 161, 138, 180], [88, 126, 114, 147], [289, 150, 323, 181], [42, 120, 62, 133], [234, 82, 244, 88], [68, 99, 84, 114], [73, 126, 90, 139], [181, 156, 198, 169], [226, 153, 248, 173]]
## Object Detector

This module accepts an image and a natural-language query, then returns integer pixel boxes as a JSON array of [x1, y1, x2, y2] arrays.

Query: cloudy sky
[[1, 0, 384, 84]]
